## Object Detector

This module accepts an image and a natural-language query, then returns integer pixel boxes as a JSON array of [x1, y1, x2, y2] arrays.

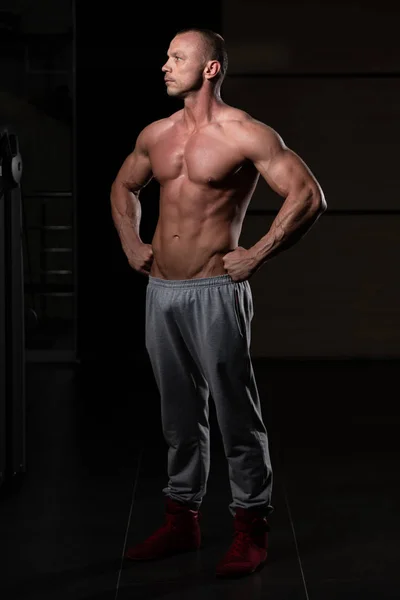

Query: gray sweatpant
[[145, 273, 274, 517]]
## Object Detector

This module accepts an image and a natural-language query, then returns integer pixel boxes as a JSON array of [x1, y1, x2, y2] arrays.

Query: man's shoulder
[[141, 114, 177, 138], [220, 108, 282, 146], [220, 106, 272, 134], [138, 111, 183, 147], [220, 105, 252, 123]]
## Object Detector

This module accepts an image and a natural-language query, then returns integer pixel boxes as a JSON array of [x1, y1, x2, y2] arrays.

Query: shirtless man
[[111, 28, 326, 577]]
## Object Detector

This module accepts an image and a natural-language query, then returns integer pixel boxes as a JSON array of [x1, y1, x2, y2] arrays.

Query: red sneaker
[[125, 497, 202, 561], [216, 507, 270, 577]]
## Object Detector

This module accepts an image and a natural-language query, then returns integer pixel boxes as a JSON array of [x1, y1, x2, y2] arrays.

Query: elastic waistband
[[148, 274, 234, 289]]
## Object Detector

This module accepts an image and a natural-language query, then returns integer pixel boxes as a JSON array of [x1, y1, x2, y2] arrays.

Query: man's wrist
[[248, 239, 272, 270]]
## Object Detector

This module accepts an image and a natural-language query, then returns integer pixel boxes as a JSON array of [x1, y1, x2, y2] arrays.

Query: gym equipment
[[0, 126, 26, 490]]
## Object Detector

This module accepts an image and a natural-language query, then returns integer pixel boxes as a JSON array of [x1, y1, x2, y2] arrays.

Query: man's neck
[[182, 88, 224, 131]]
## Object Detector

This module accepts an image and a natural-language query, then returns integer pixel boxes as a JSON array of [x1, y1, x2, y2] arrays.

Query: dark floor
[[1, 358, 400, 599]]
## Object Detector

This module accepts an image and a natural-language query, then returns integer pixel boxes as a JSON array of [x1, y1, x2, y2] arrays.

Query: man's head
[[162, 28, 228, 98]]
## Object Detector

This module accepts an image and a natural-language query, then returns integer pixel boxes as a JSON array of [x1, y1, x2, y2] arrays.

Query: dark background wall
[[75, 2, 223, 363], [219, 0, 400, 357]]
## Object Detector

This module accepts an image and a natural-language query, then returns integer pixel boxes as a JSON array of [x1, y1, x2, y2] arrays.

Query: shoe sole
[[215, 557, 268, 578]]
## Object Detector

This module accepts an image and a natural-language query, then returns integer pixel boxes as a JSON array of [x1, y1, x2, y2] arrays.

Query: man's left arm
[[238, 119, 327, 272]]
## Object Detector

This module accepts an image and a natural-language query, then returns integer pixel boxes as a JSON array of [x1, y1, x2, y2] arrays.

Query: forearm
[[110, 181, 143, 260], [249, 189, 326, 269]]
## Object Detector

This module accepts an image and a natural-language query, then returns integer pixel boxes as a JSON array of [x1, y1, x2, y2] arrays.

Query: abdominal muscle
[[149, 192, 240, 280], [150, 221, 237, 280]]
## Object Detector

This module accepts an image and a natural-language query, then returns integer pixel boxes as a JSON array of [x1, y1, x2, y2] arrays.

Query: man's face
[[162, 33, 208, 97]]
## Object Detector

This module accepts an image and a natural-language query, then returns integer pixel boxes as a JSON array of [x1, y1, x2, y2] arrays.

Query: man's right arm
[[110, 127, 153, 263]]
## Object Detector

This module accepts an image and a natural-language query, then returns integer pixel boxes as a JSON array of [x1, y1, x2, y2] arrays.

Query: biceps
[[114, 150, 153, 192], [257, 149, 316, 198]]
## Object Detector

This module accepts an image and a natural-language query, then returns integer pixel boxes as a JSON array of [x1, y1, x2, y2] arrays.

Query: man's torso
[[147, 106, 260, 279]]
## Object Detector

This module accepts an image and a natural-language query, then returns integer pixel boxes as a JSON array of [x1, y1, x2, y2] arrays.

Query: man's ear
[[204, 60, 221, 80]]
